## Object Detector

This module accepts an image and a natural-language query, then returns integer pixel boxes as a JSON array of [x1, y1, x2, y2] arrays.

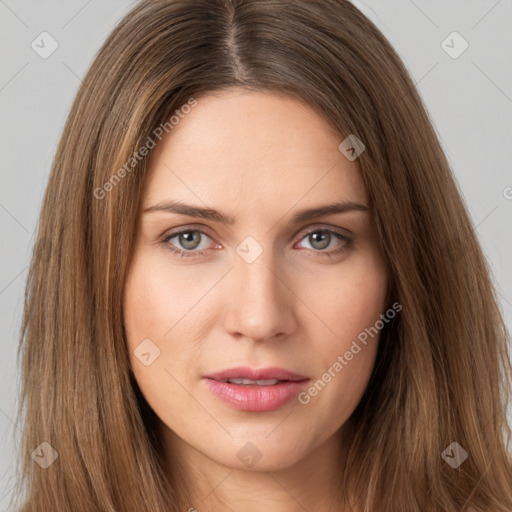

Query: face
[[123, 88, 388, 473]]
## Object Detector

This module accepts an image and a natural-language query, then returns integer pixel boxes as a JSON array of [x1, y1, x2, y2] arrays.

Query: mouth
[[203, 366, 310, 412], [203, 365, 309, 382]]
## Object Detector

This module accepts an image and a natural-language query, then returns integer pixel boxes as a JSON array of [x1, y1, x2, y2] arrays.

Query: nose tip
[[222, 255, 297, 343]]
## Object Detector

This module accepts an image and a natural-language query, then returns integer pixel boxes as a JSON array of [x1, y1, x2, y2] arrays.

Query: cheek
[[296, 253, 387, 421], [122, 249, 229, 399], [123, 250, 221, 342], [301, 247, 388, 346], [122, 255, 211, 432]]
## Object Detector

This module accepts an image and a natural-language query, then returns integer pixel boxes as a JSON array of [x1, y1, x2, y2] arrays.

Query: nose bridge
[[222, 241, 296, 342]]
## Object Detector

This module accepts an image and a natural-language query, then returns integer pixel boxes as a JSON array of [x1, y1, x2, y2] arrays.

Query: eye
[[295, 228, 353, 256], [161, 229, 218, 258]]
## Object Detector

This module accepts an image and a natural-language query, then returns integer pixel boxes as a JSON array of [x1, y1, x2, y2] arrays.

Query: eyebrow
[[143, 199, 369, 224]]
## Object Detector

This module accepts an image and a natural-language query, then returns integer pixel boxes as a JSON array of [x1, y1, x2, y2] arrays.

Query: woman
[[12, 0, 512, 511]]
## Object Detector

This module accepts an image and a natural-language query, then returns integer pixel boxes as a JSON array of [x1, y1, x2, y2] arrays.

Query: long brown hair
[[12, 1, 512, 510]]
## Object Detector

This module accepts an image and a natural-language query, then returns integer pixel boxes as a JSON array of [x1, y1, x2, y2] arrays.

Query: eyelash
[[160, 227, 353, 259]]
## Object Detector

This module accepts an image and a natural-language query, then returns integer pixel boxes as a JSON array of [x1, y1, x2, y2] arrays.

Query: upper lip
[[204, 366, 309, 382]]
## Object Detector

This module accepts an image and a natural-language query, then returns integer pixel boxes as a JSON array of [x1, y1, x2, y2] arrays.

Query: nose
[[222, 250, 298, 343]]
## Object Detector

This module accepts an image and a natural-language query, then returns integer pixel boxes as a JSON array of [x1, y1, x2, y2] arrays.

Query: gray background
[[1, 0, 511, 508]]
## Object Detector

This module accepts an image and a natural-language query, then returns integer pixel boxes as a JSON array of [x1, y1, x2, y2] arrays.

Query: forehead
[[143, 89, 368, 213]]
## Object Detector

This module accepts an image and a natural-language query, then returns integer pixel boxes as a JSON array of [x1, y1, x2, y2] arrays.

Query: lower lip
[[203, 378, 310, 412]]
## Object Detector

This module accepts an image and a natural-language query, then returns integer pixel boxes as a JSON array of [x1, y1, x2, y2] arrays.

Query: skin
[[123, 87, 388, 512]]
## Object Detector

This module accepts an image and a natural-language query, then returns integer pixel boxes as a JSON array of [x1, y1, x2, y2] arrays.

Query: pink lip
[[203, 366, 310, 412]]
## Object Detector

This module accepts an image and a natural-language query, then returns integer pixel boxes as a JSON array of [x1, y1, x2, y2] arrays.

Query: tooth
[[226, 378, 280, 386], [256, 379, 279, 385], [228, 378, 253, 385]]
